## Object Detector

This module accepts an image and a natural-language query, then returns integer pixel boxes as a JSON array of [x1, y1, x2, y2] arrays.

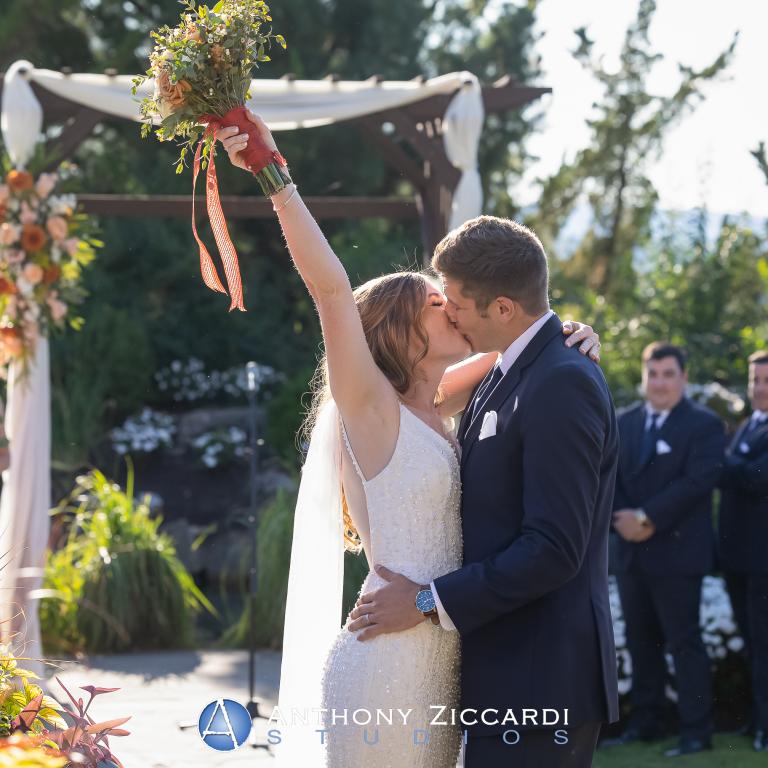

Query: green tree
[[752, 141, 768, 186], [530, 0, 736, 305], [559, 210, 768, 403]]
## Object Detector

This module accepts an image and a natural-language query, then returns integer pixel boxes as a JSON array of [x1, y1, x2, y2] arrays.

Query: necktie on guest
[[637, 411, 662, 469], [746, 411, 766, 434]]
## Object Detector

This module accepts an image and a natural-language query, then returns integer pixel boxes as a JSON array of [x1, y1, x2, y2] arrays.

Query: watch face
[[416, 589, 436, 613]]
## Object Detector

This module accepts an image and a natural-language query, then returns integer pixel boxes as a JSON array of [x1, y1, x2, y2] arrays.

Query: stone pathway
[[49, 649, 282, 767]]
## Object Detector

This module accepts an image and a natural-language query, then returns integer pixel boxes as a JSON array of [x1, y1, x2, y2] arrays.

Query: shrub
[[41, 467, 215, 653]]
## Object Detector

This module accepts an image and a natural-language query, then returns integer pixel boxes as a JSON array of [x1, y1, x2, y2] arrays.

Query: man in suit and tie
[[347, 216, 620, 767], [719, 350, 768, 751], [609, 342, 724, 757]]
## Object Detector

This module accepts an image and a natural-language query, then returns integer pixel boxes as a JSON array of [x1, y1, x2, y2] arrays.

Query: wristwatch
[[415, 586, 440, 625], [634, 509, 651, 527]]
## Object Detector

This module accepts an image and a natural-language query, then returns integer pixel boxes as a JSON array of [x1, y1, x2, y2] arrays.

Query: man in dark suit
[[609, 342, 724, 757], [719, 350, 768, 751], [347, 216, 620, 768]]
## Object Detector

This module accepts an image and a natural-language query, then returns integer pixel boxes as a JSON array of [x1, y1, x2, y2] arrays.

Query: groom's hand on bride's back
[[347, 565, 424, 641]]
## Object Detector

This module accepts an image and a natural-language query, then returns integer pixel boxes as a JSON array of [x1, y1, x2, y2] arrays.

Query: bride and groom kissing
[[220, 111, 619, 768]]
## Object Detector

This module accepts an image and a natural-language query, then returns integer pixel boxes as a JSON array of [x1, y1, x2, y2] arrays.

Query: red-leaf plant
[[13, 678, 131, 768]]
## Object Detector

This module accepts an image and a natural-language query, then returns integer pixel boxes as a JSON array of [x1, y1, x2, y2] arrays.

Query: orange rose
[[211, 44, 226, 70], [22, 263, 44, 285], [0, 326, 23, 358], [43, 265, 61, 284], [6, 170, 34, 192], [20, 224, 47, 253], [0, 277, 16, 295], [156, 69, 192, 110], [185, 26, 202, 42], [46, 216, 68, 241]]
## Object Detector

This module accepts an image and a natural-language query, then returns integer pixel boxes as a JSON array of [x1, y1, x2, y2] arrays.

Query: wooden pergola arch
[[0, 71, 549, 258]]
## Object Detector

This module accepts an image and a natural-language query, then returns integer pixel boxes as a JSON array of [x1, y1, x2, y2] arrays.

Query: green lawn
[[594, 734, 765, 767]]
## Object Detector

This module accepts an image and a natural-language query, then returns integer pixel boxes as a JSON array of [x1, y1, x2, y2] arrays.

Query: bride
[[220, 111, 601, 767]]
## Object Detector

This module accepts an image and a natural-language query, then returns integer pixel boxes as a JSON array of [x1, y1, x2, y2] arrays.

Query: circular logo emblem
[[198, 698, 252, 751]]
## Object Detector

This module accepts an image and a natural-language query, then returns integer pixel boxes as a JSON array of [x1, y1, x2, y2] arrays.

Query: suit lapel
[[461, 313, 563, 467], [625, 407, 645, 475], [730, 419, 751, 452], [458, 364, 497, 445], [633, 398, 689, 474], [739, 418, 768, 452]]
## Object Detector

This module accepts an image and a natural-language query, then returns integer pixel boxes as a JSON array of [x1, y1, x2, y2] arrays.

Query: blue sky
[[511, 0, 768, 219]]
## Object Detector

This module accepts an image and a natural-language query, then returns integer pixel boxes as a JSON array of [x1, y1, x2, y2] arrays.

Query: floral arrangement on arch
[[0, 167, 99, 375]]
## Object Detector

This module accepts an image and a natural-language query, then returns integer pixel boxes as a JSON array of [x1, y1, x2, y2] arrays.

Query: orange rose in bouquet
[[6, 170, 34, 193]]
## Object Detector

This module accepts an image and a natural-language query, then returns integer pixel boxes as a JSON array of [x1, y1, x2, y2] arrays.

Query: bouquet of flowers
[[0, 167, 98, 376], [132, 0, 289, 312]]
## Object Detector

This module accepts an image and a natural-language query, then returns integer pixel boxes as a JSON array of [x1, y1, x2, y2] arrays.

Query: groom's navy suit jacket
[[434, 313, 620, 734]]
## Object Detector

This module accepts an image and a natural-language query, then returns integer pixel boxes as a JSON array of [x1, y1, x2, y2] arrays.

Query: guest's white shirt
[[430, 310, 554, 631], [644, 402, 671, 431]]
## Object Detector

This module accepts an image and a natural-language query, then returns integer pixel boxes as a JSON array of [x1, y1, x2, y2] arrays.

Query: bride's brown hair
[[302, 270, 438, 552]]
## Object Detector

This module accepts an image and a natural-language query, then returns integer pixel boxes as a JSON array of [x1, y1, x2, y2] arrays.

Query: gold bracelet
[[272, 184, 298, 213]]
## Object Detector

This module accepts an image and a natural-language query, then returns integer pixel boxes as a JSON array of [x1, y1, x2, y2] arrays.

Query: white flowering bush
[[110, 407, 176, 455], [154, 357, 277, 403], [610, 575, 744, 698], [685, 382, 747, 432], [191, 425, 248, 469]]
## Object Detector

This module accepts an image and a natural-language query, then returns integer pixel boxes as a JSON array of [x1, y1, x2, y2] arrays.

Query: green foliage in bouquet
[[41, 467, 216, 654], [131, 0, 287, 173]]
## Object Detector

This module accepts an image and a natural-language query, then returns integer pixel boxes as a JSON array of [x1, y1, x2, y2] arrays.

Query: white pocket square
[[479, 410, 497, 441], [656, 439, 672, 455]]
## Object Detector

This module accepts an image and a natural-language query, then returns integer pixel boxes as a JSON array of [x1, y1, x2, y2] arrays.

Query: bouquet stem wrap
[[191, 106, 291, 312]]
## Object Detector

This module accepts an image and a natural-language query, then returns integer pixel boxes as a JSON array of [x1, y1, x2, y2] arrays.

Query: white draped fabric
[[0, 338, 51, 682], [1, 61, 485, 228], [443, 74, 485, 231]]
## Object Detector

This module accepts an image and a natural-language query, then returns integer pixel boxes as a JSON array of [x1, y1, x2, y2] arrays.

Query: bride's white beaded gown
[[320, 401, 463, 767]]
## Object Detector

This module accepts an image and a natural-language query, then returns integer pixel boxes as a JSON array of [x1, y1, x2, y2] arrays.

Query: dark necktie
[[637, 411, 661, 469], [471, 365, 504, 422]]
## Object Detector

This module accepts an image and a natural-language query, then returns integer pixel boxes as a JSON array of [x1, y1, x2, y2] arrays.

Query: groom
[[347, 216, 619, 767]]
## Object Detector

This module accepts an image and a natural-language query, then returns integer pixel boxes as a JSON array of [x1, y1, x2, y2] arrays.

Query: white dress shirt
[[430, 310, 555, 631], [644, 402, 671, 431]]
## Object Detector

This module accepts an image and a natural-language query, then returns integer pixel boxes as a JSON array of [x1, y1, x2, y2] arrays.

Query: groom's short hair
[[431, 215, 549, 314]]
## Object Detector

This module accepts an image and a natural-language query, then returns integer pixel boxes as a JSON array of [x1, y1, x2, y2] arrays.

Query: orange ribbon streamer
[[191, 123, 245, 312]]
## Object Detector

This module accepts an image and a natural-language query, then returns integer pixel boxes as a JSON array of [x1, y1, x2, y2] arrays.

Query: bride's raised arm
[[219, 112, 398, 448]]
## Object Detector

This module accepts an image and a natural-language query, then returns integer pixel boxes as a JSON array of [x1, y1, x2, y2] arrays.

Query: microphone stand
[[178, 362, 270, 754], [244, 361, 270, 751]]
